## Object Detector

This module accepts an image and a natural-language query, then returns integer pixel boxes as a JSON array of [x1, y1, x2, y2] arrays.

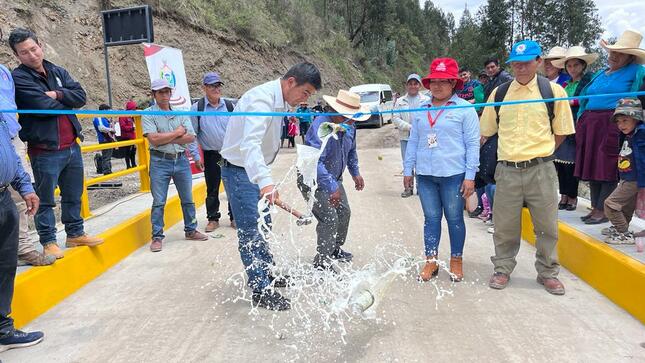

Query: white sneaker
[[601, 226, 617, 236], [487, 226, 495, 234]]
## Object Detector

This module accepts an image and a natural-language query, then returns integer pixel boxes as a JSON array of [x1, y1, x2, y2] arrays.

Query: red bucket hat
[[421, 58, 464, 91]]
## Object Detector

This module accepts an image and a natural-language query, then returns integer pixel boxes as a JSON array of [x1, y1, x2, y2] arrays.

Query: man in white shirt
[[220, 62, 321, 311]]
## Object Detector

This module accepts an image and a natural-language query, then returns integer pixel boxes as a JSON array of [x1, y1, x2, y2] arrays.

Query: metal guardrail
[[53, 114, 151, 218]]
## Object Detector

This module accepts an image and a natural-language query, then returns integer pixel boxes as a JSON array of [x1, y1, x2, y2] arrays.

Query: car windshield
[[356, 91, 380, 103]]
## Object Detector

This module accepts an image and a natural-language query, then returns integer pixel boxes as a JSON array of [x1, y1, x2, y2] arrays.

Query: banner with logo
[[143, 43, 191, 110]]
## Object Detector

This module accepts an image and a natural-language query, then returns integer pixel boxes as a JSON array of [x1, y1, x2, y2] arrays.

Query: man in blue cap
[[480, 40, 574, 295], [190, 72, 235, 232], [392, 73, 429, 197]]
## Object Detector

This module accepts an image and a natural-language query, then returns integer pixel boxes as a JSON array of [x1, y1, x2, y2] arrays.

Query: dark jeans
[[589, 181, 617, 211], [417, 173, 466, 257], [221, 163, 273, 293], [203, 150, 232, 222], [31, 144, 85, 245], [100, 142, 113, 175], [0, 191, 18, 336], [555, 162, 578, 198], [125, 145, 137, 169]]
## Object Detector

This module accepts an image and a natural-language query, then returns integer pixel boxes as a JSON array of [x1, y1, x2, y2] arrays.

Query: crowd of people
[[1, 24, 645, 353]]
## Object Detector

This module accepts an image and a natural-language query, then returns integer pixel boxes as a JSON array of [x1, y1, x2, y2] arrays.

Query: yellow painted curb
[[521, 209, 645, 324], [13, 182, 208, 328]]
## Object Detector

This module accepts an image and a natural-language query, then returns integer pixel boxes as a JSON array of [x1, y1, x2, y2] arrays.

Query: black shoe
[[331, 248, 353, 262], [468, 206, 483, 218], [558, 202, 567, 210], [270, 274, 291, 288], [565, 203, 577, 211], [580, 214, 593, 221], [584, 216, 609, 225], [252, 290, 291, 311], [0, 329, 44, 353], [313, 262, 339, 274]]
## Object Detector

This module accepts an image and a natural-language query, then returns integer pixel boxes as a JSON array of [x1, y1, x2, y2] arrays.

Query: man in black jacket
[[9, 28, 103, 260], [483, 57, 514, 100]]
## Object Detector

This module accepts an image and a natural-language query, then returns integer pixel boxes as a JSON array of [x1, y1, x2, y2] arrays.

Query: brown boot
[[449, 256, 463, 282], [185, 230, 209, 241], [205, 221, 220, 232], [43, 243, 65, 259], [418, 256, 439, 281], [66, 234, 104, 248]]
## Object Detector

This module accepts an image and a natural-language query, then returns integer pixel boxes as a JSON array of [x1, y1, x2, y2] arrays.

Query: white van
[[348, 84, 394, 128]]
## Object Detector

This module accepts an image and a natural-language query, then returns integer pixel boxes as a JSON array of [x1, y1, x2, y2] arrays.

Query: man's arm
[[56, 67, 86, 108], [551, 84, 575, 143], [479, 91, 499, 138], [173, 133, 196, 144], [347, 128, 360, 177], [12, 70, 67, 111], [238, 98, 275, 189]]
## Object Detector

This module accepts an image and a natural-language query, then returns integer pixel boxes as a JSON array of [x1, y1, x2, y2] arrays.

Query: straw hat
[[542, 46, 568, 60], [322, 90, 371, 122], [600, 30, 645, 64], [551, 46, 599, 69]]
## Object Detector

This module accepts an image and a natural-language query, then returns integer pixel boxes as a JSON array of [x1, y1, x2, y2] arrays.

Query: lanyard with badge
[[426, 101, 453, 148]]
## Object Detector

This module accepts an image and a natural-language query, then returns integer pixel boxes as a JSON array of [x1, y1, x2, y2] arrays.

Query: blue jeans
[[149, 154, 197, 239], [485, 183, 496, 217], [31, 144, 84, 245], [417, 173, 466, 257], [221, 164, 274, 293]]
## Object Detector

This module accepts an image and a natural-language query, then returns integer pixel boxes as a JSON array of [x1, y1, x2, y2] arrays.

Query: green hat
[[612, 98, 643, 122]]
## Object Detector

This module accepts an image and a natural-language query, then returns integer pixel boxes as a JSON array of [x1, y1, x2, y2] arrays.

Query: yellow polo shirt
[[480, 76, 574, 162]]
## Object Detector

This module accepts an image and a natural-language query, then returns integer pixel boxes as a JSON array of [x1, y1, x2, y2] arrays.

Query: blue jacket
[[629, 123, 645, 188], [305, 115, 359, 193]]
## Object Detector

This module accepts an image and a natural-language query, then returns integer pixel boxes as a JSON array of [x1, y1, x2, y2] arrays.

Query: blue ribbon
[[2, 91, 644, 119]]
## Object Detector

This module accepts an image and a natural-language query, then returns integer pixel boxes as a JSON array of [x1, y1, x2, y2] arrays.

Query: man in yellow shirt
[[480, 40, 574, 295]]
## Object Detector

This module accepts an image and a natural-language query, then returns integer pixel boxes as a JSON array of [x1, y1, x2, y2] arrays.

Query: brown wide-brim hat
[[323, 90, 371, 122], [600, 30, 645, 64], [551, 46, 599, 69]]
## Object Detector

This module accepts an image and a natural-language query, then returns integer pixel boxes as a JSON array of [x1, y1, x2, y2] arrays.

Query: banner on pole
[[143, 43, 191, 110]]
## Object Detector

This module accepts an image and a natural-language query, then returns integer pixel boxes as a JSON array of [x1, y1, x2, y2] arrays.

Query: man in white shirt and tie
[[220, 62, 321, 311]]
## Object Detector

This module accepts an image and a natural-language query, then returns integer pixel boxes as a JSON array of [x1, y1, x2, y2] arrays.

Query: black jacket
[[484, 69, 513, 101], [12, 60, 86, 149]]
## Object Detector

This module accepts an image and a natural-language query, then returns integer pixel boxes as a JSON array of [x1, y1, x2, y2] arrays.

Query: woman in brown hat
[[551, 46, 599, 211], [574, 30, 645, 224]]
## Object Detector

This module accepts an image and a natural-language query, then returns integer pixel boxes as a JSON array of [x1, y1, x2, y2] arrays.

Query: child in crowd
[[602, 98, 645, 244], [287, 116, 298, 148]]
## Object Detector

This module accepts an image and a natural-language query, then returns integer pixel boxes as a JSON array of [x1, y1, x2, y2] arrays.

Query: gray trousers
[[298, 177, 351, 264], [11, 137, 36, 256], [491, 161, 560, 278]]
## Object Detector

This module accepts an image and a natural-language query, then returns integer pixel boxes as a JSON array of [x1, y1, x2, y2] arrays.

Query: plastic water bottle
[[636, 237, 645, 253]]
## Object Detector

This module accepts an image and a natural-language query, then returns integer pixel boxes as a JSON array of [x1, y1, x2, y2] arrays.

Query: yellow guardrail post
[[134, 116, 151, 192], [80, 178, 92, 218]]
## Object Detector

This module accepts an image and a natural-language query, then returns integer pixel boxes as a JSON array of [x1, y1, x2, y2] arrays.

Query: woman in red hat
[[403, 58, 480, 282]]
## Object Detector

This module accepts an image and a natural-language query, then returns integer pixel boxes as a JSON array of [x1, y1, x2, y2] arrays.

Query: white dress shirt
[[220, 79, 288, 189]]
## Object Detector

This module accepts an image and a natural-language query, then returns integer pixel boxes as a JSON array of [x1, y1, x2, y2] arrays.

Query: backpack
[[195, 97, 235, 134], [479, 76, 556, 184]]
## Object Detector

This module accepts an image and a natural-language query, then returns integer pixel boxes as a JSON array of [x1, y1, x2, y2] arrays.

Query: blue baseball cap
[[506, 40, 542, 63], [203, 72, 223, 85]]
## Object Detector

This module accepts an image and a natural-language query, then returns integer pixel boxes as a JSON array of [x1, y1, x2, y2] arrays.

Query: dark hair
[[283, 62, 322, 90], [99, 104, 111, 110], [483, 57, 500, 67], [8, 28, 39, 53], [459, 68, 470, 73]]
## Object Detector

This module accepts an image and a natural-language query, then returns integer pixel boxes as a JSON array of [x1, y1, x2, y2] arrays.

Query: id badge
[[427, 133, 438, 148]]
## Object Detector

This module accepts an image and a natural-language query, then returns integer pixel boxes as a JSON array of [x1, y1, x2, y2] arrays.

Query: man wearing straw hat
[[220, 62, 322, 311], [298, 90, 368, 272]]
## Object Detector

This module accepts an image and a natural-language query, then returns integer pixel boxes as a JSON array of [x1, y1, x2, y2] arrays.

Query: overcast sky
[[428, 0, 645, 47]]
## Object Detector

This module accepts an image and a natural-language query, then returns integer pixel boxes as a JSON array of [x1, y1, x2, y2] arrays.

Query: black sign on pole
[[101, 5, 154, 106]]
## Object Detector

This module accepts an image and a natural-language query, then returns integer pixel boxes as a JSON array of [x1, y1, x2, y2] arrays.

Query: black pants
[[203, 150, 233, 221], [589, 181, 617, 210], [100, 144, 113, 175], [0, 191, 18, 336], [555, 162, 578, 198], [125, 145, 137, 169]]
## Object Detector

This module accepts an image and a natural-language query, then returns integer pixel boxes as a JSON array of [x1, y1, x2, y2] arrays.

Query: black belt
[[499, 155, 555, 169], [219, 159, 243, 169], [0, 185, 9, 193], [150, 150, 183, 160]]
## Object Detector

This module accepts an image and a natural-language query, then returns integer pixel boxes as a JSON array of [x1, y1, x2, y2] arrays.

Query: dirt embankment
[[0, 0, 363, 109]]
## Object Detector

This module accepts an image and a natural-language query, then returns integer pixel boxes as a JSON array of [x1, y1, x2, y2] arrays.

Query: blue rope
[[2, 90, 644, 118]]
